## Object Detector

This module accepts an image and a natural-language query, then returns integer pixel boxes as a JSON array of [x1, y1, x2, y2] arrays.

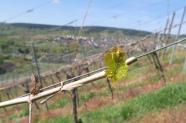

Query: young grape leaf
[[104, 46, 128, 82]]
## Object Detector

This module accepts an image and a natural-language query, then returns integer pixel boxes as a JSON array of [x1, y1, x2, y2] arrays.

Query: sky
[[1, 0, 186, 33]]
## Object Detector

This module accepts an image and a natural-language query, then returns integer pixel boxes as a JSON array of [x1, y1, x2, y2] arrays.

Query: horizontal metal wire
[[137, 37, 186, 58], [15, 37, 186, 99], [16, 66, 106, 98]]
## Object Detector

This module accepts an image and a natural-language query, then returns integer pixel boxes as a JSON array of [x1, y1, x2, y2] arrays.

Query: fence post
[[183, 58, 186, 72], [66, 39, 71, 64], [31, 41, 43, 87], [106, 78, 114, 99], [72, 88, 78, 123], [159, 18, 169, 56], [162, 12, 175, 59], [29, 102, 32, 123], [31, 41, 49, 111], [42, 77, 48, 86], [50, 75, 55, 85], [12, 72, 17, 97], [169, 6, 186, 64], [152, 52, 166, 82], [0, 94, 7, 112]]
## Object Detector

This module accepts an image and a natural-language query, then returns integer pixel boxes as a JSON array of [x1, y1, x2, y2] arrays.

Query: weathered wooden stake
[[162, 12, 175, 59], [32, 42, 48, 111], [159, 17, 169, 57], [183, 58, 186, 72], [72, 88, 78, 123], [169, 6, 186, 64], [106, 78, 114, 99], [0, 94, 6, 112], [151, 52, 166, 82], [55, 72, 61, 82], [29, 102, 32, 123]]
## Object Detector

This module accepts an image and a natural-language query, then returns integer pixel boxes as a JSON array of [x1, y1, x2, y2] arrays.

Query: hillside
[[0, 23, 152, 37], [0, 22, 152, 75]]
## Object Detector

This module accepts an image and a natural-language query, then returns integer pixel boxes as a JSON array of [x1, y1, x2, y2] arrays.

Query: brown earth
[[1, 57, 186, 123]]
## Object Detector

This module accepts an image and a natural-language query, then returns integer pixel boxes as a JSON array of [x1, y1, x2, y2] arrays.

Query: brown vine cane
[[30, 73, 41, 95]]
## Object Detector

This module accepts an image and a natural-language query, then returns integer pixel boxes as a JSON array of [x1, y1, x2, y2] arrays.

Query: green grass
[[126, 62, 150, 80], [0, 104, 29, 122], [40, 80, 186, 123], [38, 114, 72, 123], [49, 96, 71, 109], [80, 91, 95, 102], [1, 45, 185, 123], [81, 80, 186, 122], [166, 63, 183, 77]]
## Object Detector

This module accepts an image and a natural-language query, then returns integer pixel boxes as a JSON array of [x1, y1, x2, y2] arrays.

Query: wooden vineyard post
[[66, 73, 81, 123], [42, 77, 48, 86], [22, 82, 40, 111], [5, 89, 11, 100], [55, 72, 61, 82], [140, 42, 153, 64], [162, 12, 175, 59], [106, 78, 114, 99], [153, 52, 166, 82], [8, 88, 14, 99], [29, 102, 32, 123], [31, 41, 43, 87], [32, 42, 49, 111], [183, 58, 186, 72], [14, 86, 18, 97], [82, 67, 95, 87], [0, 94, 7, 112], [72, 88, 78, 123], [12, 72, 18, 97], [169, 6, 186, 64], [50, 75, 55, 85], [159, 18, 169, 57], [151, 52, 166, 83]]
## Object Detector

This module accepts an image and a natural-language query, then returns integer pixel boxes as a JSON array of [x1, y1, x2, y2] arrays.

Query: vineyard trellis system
[[1, 17, 186, 93], [0, 20, 186, 109], [1, 2, 186, 123], [0, 37, 186, 123], [0, 7, 186, 122]]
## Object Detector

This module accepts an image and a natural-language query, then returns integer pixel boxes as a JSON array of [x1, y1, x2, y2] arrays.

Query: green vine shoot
[[104, 46, 128, 82]]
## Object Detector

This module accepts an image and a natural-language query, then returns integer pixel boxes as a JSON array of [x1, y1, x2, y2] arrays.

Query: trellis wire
[[136, 37, 186, 59], [12, 37, 186, 100], [1, 17, 185, 90], [0, 37, 185, 123], [16, 67, 106, 99]]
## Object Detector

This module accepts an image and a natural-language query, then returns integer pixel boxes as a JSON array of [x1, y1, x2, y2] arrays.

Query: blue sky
[[1, 0, 186, 33]]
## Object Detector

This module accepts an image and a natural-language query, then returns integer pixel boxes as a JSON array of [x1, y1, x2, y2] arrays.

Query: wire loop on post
[[60, 82, 64, 91], [40, 81, 64, 104]]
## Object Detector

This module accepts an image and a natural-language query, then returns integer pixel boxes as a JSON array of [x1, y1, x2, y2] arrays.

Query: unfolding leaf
[[104, 46, 128, 82]]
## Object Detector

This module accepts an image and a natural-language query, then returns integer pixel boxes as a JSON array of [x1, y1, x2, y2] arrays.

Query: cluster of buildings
[[49, 35, 132, 49]]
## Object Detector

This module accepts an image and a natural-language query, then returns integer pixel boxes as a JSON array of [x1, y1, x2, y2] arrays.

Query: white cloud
[[52, 0, 60, 4]]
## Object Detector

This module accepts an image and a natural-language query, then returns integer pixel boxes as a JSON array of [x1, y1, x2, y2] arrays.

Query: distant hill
[[7, 23, 152, 37], [83, 26, 152, 37], [3, 23, 185, 38], [10, 23, 59, 29]]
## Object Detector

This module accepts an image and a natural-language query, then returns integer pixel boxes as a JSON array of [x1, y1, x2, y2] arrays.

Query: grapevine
[[104, 46, 128, 82]]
